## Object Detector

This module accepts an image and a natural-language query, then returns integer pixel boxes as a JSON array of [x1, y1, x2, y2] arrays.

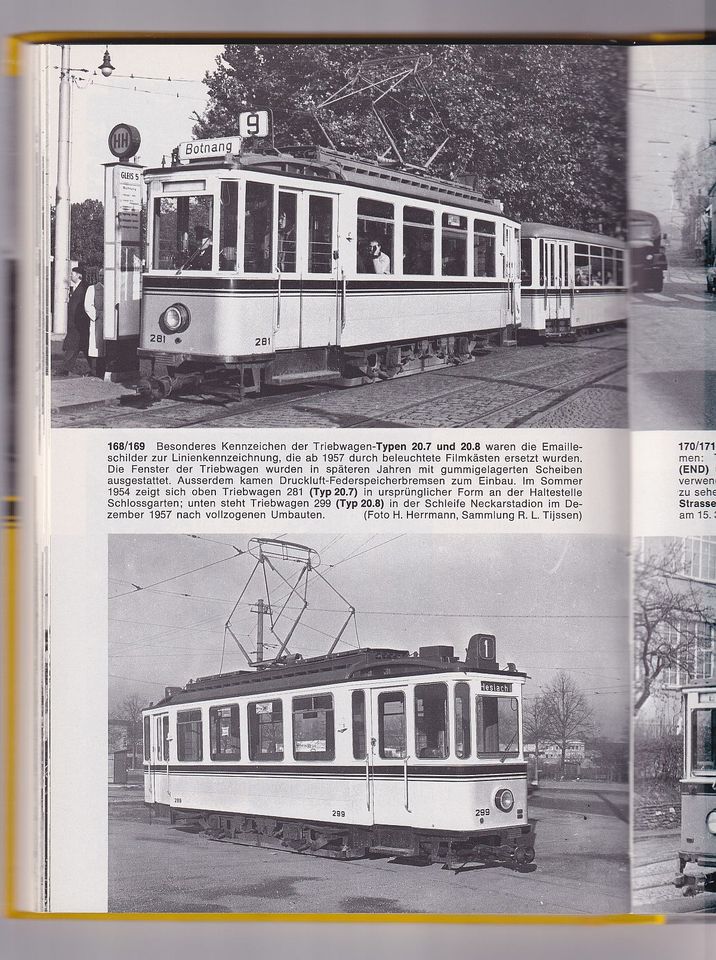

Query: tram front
[[674, 682, 716, 896]]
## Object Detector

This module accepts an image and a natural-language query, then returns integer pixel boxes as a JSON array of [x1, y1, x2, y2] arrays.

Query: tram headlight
[[159, 303, 191, 335], [707, 810, 716, 835], [495, 788, 515, 812]]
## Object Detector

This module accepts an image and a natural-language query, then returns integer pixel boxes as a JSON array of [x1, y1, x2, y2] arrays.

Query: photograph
[[629, 46, 716, 430], [42, 41, 628, 429], [632, 536, 716, 914], [107, 533, 629, 915]]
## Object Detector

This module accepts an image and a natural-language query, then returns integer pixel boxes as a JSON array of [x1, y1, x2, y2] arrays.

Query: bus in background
[[627, 209, 668, 292]]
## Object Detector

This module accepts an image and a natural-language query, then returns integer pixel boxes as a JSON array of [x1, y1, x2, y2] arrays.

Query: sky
[[109, 534, 629, 739], [45, 42, 223, 201], [629, 45, 716, 243]]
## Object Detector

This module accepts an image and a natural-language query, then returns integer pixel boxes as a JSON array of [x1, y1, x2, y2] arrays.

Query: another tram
[[673, 680, 716, 896], [519, 223, 627, 338], [142, 634, 536, 868], [137, 143, 521, 398], [627, 209, 667, 293]]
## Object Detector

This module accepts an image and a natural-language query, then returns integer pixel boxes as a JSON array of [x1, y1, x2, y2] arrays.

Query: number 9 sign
[[239, 110, 269, 139]]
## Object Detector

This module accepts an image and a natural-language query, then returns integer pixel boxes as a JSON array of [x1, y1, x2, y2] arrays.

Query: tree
[[116, 693, 146, 768], [542, 672, 593, 776], [50, 198, 105, 268], [671, 142, 716, 258], [523, 695, 551, 759], [633, 541, 714, 715], [194, 43, 627, 233]]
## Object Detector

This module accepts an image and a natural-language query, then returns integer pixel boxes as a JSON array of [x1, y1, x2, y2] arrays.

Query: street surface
[[630, 261, 716, 429], [108, 781, 629, 915], [632, 830, 716, 916], [52, 332, 626, 429]]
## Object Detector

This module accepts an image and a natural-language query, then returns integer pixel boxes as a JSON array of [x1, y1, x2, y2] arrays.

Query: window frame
[[292, 694, 335, 761], [176, 708, 203, 762], [475, 694, 520, 759], [377, 690, 407, 759], [414, 682, 449, 759], [209, 702, 241, 761], [248, 698, 284, 762]]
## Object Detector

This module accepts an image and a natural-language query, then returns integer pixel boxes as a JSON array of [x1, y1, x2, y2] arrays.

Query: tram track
[[52, 333, 626, 429]]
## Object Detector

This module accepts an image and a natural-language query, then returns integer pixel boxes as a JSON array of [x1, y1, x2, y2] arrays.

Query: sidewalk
[[51, 373, 136, 413]]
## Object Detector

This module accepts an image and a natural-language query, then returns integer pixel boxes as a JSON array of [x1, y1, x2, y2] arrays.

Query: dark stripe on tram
[[146, 762, 527, 778], [681, 781, 716, 795], [143, 276, 509, 294]]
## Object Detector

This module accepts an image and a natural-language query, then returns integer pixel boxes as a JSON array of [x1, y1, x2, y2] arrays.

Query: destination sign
[[177, 136, 242, 161], [481, 681, 512, 693], [699, 692, 716, 704]]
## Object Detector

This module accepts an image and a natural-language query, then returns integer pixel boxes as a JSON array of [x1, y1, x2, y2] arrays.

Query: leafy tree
[[194, 43, 626, 233], [50, 198, 105, 268], [672, 141, 716, 258], [633, 541, 714, 715], [542, 671, 593, 776]]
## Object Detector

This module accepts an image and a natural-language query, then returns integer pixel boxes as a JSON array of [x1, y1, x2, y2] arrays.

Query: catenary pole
[[53, 43, 71, 335]]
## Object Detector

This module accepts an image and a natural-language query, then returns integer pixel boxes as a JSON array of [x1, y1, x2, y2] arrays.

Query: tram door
[[149, 713, 170, 805], [367, 685, 414, 826], [274, 189, 339, 353], [543, 241, 571, 323]]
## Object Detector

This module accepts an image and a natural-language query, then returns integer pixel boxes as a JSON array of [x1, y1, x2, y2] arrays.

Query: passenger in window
[[575, 268, 588, 287], [278, 209, 296, 272], [369, 239, 391, 274], [591, 269, 602, 286]]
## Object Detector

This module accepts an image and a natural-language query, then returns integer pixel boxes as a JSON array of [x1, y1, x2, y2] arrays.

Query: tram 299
[[674, 680, 716, 896], [142, 634, 536, 869]]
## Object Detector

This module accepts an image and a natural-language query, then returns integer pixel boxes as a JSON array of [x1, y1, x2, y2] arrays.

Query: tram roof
[[147, 145, 508, 217], [148, 645, 527, 709], [521, 222, 627, 248], [681, 677, 716, 691]]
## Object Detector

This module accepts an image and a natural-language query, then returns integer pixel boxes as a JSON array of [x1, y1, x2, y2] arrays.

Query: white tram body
[[142, 636, 536, 866], [138, 146, 521, 396], [520, 223, 627, 338], [674, 680, 716, 896]]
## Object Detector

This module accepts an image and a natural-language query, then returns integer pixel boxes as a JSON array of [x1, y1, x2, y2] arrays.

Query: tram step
[[369, 844, 415, 856], [269, 369, 341, 384]]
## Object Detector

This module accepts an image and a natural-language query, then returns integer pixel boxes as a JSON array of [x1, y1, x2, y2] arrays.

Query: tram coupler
[[137, 370, 206, 401], [674, 870, 716, 896]]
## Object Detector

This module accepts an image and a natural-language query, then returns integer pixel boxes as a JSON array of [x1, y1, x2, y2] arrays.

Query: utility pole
[[251, 599, 270, 663], [53, 44, 72, 335]]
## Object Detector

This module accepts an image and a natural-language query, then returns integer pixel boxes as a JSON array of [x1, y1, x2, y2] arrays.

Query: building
[[635, 536, 716, 738]]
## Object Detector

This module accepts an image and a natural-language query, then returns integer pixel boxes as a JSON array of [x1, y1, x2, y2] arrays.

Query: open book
[[7, 36, 716, 922]]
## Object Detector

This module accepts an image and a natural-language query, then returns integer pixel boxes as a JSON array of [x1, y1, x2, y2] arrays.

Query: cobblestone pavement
[[53, 330, 627, 429]]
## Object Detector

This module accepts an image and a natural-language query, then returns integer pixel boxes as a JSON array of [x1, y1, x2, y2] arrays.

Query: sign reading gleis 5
[[177, 111, 270, 160]]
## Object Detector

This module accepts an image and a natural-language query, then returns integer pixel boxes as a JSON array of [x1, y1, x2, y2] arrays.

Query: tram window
[[403, 206, 434, 275], [691, 708, 716, 774], [574, 243, 590, 286], [176, 709, 203, 761], [414, 683, 448, 759], [248, 699, 283, 761], [162, 715, 170, 761], [218, 182, 239, 271], [209, 704, 241, 760], [244, 181, 273, 273], [474, 219, 496, 277], [616, 251, 624, 286], [153, 195, 213, 271], [589, 245, 603, 286], [357, 198, 394, 274], [143, 716, 150, 761], [520, 239, 533, 285], [442, 213, 467, 276], [454, 682, 471, 759], [602, 248, 616, 285], [292, 694, 335, 761], [278, 192, 297, 273], [308, 195, 333, 273], [378, 691, 406, 759], [352, 690, 366, 759], [475, 696, 519, 757]]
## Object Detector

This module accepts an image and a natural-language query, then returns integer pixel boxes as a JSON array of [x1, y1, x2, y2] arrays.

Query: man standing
[[85, 267, 105, 378], [58, 263, 90, 377]]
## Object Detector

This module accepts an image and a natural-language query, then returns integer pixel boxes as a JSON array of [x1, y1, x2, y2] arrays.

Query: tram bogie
[[673, 681, 716, 896], [142, 635, 537, 870]]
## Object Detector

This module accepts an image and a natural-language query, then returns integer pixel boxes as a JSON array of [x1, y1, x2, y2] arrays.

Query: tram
[[142, 634, 536, 868], [627, 209, 667, 293], [137, 141, 521, 399], [519, 223, 627, 338], [673, 679, 716, 896]]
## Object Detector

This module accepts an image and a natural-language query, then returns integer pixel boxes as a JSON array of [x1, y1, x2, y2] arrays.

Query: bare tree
[[523, 695, 551, 759], [117, 693, 146, 768], [633, 541, 714, 715], [542, 672, 593, 776]]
